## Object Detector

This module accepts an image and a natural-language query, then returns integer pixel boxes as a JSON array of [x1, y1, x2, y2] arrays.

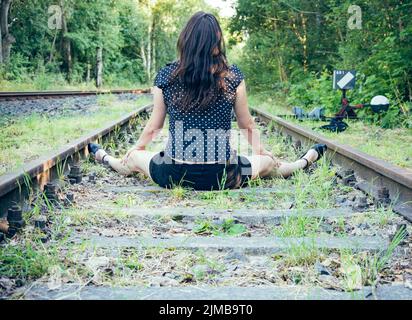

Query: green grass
[[0, 76, 150, 92], [0, 95, 152, 175], [64, 208, 131, 226], [292, 160, 337, 209], [273, 215, 323, 238], [0, 204, 90, 285], [193, 218, 247, 236], [339, 226, 407, 291], [274, 241, 325, 268], [249, 92, 412, 169], [0, 240, 60, 279]]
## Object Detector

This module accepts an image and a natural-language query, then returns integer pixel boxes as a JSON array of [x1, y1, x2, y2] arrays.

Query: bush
[[0, 53, 31, 81], [287, 70, 341, 113]]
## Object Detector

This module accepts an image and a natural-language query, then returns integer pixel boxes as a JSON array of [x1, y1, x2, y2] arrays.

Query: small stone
[[86, 256, 110, 272], [322, 258, 332, 267], [354, 196, 369, 210], [192, 264, 213, 276], [149, 276, 179, 287], [341, 200, 353, 207], [0, 277, 14, 292], [34, 216, 47, 229], [224, 250, 249, 262], [320, 223, 334, 233], [404, 275, 412, 290], [359, 223, 371, 230], [336, 196, 347, 204], [318, 275, 341, 289], [162, 272, 182, 281], [315, 262, 332, 276]]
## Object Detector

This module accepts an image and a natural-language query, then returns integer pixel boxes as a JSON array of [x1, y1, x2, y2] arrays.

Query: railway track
[[0, 98, 412, 300], [250, 108, 412, 222], [0, 89, 151, 101]]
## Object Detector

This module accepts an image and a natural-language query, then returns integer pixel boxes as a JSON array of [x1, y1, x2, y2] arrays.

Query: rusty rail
[[0, 89, 151, 101], [0, 104, 153, 217]]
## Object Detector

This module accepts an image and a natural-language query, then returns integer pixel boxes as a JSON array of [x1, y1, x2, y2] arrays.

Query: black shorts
[[149, 151, 252, 190]]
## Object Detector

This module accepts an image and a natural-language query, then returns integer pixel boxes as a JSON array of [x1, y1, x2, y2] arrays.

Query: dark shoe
[[88, 143, 102, 155], [300, 143, 328, 169], [320, 118, 348, 133]]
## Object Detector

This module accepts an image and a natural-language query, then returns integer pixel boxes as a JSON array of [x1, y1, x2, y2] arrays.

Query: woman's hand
[[257, 147, 274, 159], [121, 145, 145, 165]]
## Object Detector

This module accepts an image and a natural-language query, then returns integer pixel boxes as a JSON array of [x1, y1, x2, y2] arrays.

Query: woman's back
[[154, 61, 245, 163]]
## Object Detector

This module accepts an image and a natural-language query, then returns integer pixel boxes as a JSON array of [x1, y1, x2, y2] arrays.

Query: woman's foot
[[88, 143, 108, 163], [300, 143, 327, 169]]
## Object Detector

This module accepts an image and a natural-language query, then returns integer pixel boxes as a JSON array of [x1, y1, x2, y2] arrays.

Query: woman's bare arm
[[234, 80, 271, 156], [133, 87, 166, 149]]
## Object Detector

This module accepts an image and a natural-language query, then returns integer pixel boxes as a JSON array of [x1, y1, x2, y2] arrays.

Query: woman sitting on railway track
[[88, 11, 327, 191]]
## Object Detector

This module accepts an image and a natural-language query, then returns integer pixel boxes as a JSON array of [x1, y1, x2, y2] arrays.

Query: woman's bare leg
[[246, 149, 319, 179], [95, 149, 156, 178]]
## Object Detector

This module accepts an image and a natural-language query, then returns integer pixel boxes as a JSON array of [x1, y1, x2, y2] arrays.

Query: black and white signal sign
[[333, 70, 356, 90]]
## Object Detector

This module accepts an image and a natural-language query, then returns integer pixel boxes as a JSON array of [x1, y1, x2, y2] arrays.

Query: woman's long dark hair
[[173, 12, 229, 112]]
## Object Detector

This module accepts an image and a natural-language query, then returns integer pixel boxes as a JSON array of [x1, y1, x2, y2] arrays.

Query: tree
[[0, 0, 15, 63], [230, 0, 412, 105]]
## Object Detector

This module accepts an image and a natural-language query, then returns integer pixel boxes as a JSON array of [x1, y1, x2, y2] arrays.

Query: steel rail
[[0, 89, 151, 101], [250, 107, 412, 221], [0, 103, 153, 217], [1, 103, 411, 220]]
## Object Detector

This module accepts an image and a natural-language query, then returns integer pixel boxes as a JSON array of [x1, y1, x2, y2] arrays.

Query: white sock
[[95, 149, 107, 162]]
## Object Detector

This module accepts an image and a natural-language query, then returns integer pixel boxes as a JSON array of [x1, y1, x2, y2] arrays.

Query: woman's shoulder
[[228, 63, 242, 73], [154, 61, 179, 89], [160, 61, 179, 74], [225, 64, 244, 89]]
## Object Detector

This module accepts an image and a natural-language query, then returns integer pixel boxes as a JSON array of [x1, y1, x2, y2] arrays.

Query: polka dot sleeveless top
[[154, 61, 244, 163]]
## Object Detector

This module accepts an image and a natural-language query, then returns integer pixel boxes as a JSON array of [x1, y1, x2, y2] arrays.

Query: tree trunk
[[140, 42, 149, 83], [49, 29, 58, 63], [86, 63, 91, 83], [60, 1, 72, 80], [0, 0, 15, 63], [0, 17, 3, 64], [96, 46, 103, 88], [300, 13, 308, 72], [150, 18, 156, 79], [147, 23, 152, 82]]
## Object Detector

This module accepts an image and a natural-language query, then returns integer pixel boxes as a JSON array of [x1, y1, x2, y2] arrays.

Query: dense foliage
[[230, 0, 412, 128], [0, 0, 216, 87]]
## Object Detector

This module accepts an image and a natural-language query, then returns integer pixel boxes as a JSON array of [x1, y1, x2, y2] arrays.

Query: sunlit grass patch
[[0, 240, 60, 280], [338, 227, 407, 291], [273, 215, 323, 238], [193, 218, 247, 236], [0, 209, 91, 289], [273, 241, 325, 268], [170, 185, 188, 200], [291, 160, 336, 209], [196, 190, 238, 208], [64, 208, 131, 226], [0, 77, 149, 92], [251, 92, 412, 170]]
